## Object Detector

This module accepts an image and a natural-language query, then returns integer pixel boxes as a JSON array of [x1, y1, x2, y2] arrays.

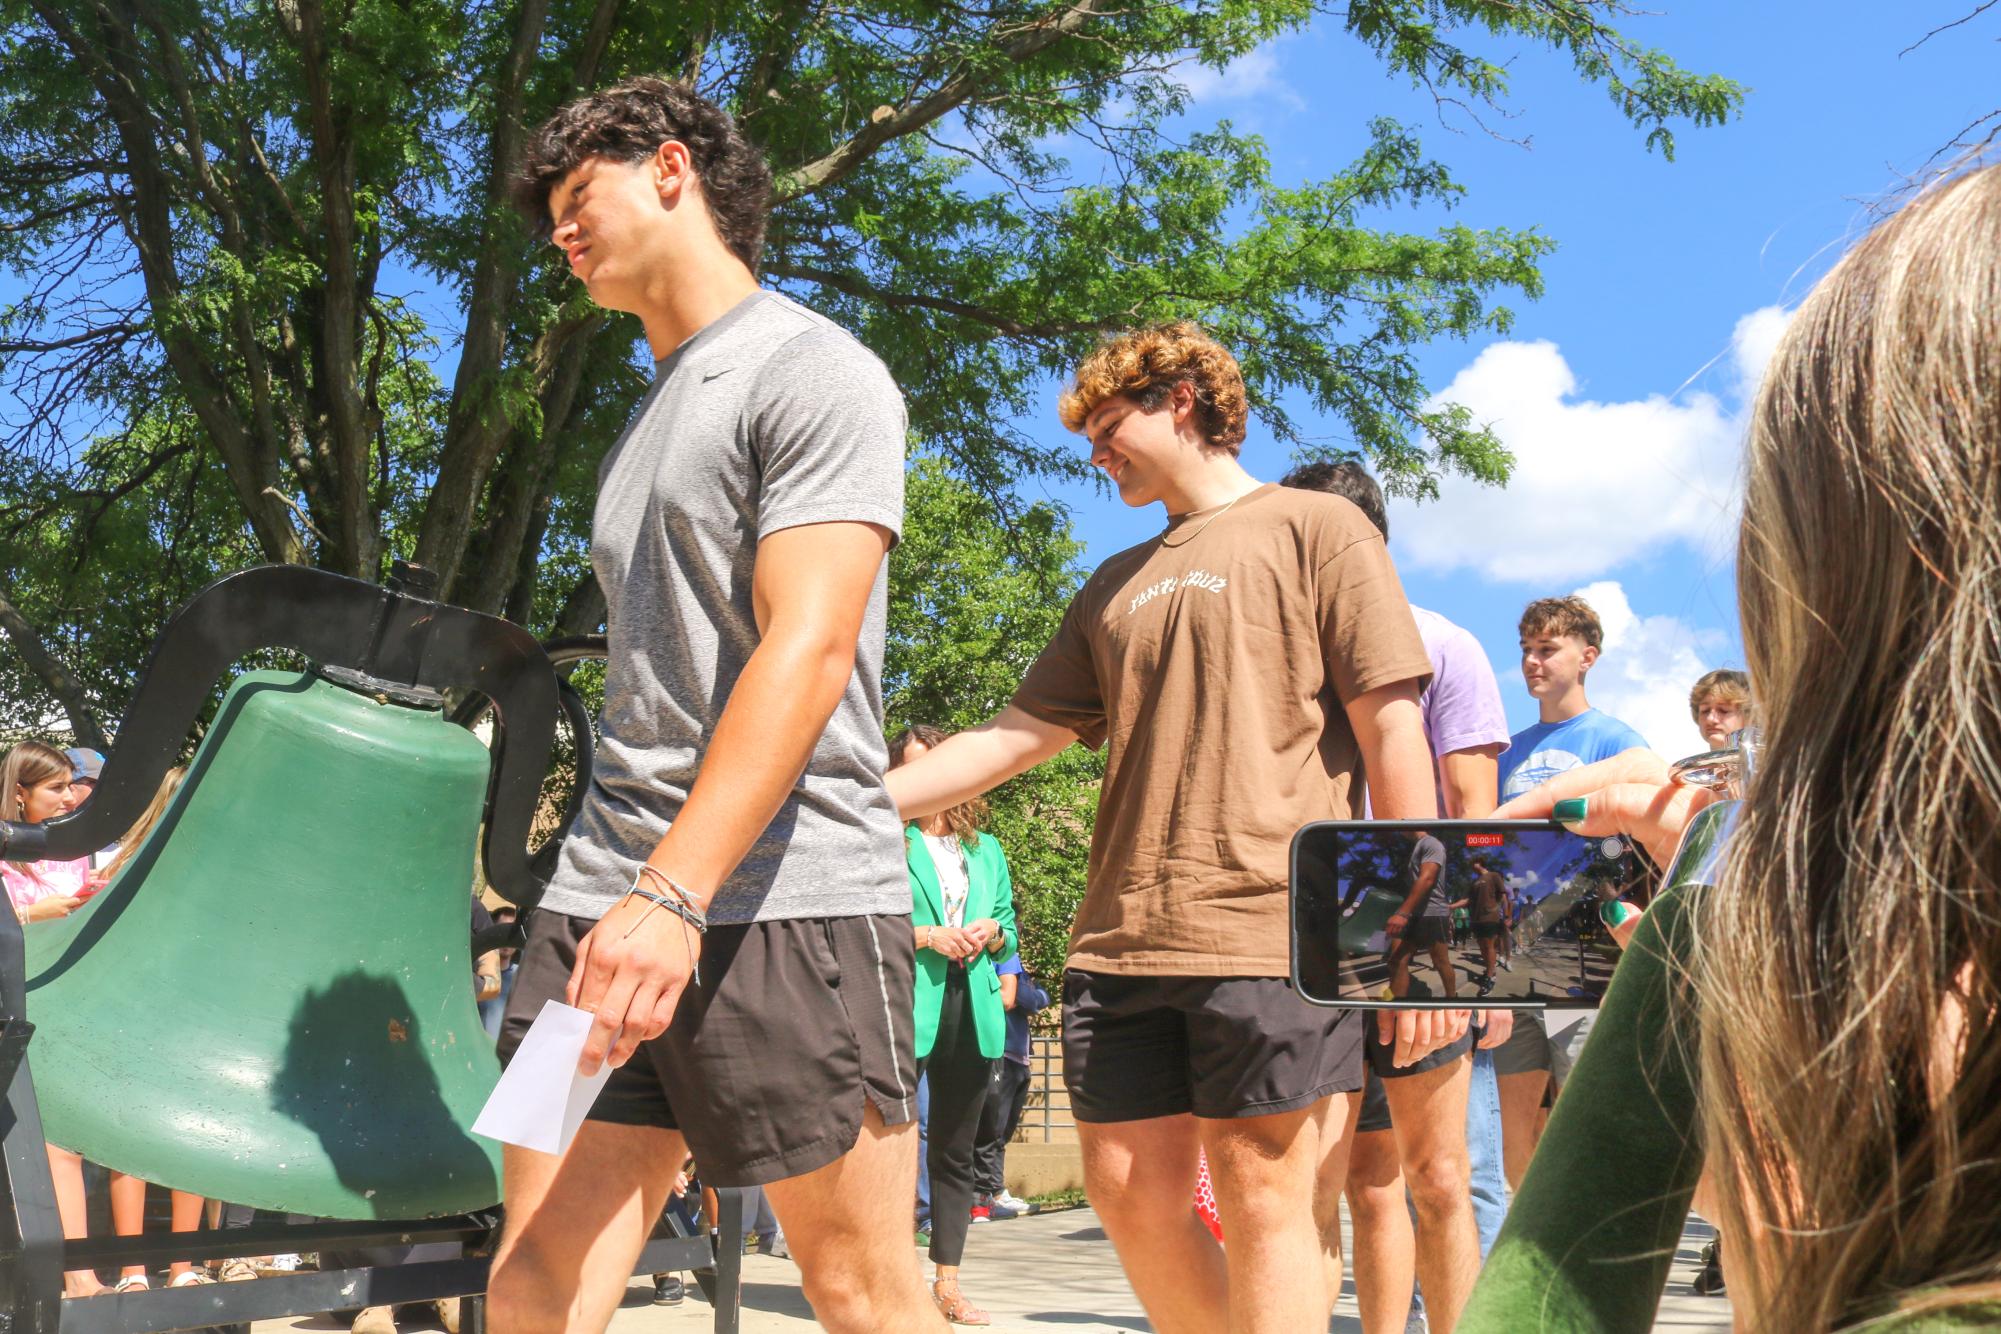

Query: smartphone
[[1289, 819, 1654, 1009]]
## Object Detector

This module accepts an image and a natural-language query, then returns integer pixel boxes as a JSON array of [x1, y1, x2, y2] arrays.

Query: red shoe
[[969, 1203, 991, 1224]]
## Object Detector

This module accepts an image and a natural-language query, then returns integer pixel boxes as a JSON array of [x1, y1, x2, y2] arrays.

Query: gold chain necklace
[[1169, 488, 1253, 544]]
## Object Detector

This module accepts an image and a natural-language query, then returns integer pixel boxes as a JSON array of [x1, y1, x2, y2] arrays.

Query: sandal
[[169, 1269, 215, 1287], [932, 1278, 991, 1327], [216, 1259, 258, 1283], [113, 1275, 150, 1294]]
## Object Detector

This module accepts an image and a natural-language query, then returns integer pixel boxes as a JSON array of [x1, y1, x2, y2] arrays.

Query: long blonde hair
[[102, 767, 186, 883], [1698, 163, 2001, 1328], [0, 741, 71, 823]]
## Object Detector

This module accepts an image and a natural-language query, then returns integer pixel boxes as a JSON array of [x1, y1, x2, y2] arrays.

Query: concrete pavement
[[256, 1204, 1730, 1333]]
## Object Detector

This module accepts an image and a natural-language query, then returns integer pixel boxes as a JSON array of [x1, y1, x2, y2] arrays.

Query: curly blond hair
[[1057, 322, 1249, 454]]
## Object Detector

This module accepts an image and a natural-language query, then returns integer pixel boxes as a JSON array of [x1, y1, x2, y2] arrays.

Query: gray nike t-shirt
[[1411, 833, 1450, 918], [537, 291, 909, 925]]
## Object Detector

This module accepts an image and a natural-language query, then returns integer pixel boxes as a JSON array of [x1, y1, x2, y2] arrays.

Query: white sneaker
[[993, 1191, 1031, 1213]]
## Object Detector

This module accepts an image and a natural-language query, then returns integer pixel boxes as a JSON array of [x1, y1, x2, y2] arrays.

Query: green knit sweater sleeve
[[1459, 888, 1707, 1333]]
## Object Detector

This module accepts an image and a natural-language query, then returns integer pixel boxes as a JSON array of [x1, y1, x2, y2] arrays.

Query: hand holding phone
[[1290, 819, 1655, 1010]]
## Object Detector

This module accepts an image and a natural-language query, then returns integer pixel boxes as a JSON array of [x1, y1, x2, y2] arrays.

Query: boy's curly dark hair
[[512, 77, 773, 271]]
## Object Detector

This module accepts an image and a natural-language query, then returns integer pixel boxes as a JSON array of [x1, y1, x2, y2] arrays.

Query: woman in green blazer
[[890, 726, 1018, 1327]]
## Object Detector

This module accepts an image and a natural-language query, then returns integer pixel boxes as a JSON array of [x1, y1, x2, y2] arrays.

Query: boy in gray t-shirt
[[486, 80, 943, 1334]]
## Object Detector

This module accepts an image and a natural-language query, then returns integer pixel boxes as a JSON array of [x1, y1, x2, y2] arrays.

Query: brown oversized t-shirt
[[1013, 484, 1431, 977]]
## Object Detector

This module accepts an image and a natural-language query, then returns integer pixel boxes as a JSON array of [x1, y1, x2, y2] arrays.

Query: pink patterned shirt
[[2, 857, 90, 911]]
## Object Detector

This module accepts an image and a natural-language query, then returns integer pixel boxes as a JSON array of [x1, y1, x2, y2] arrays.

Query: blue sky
[[1018, 2, 1994, 756]]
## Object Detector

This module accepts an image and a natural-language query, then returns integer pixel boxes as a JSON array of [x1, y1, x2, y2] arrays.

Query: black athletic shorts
[[499, 909, 917, 1187], [1402, 915, 1451, 948], [1356, 1071, 1393, 1133], [1365, 1007, 1475, 1080], [1060, 971, 1365, 1122], [1474, 920, 1504, 940]]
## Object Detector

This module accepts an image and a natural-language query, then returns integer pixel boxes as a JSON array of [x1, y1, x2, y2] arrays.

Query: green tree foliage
[[0, 0, 1740, 740]]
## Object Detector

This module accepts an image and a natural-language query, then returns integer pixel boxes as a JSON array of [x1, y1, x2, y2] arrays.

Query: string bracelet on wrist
[[621, 866, 708, 984], [636, 863, 708, 926]]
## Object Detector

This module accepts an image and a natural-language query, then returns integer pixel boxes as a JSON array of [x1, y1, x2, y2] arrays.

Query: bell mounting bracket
[[0, 562, 560, 907]]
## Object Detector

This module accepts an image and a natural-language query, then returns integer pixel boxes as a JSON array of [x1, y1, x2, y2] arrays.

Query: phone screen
[[1289, 820, 1653, 1009]]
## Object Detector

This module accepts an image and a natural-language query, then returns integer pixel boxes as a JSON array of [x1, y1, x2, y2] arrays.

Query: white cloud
[[1571, 579, 1723, 759], [1730, 305, 1791, 389], [1391, 306, 1791, 585], [1175, 45, 1302, 110]]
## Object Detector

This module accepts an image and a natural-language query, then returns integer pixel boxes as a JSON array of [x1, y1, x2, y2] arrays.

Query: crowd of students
[[9, 71, 2001, 1334]]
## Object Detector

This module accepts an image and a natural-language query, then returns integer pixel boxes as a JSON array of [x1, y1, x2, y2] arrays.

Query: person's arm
[[1438, 744, 1504, 819], [476, 951, 503, 1002], [23, 895, 81, 922], [1349, 680, 1435, 821], [1000, 973, 1019, 1010], [570, 519, 895, 1072], [1391, 860, 1441, 922], [1493, 749, 1709, 869], [885, 707, 1075, 822]]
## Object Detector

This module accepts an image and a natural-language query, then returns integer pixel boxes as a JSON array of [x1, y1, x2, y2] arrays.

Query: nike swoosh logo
[[702, 369, 734, 382]]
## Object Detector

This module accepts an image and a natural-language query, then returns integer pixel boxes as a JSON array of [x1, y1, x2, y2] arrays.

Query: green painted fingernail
[[1554, 797, 1588, 825], [1600, 900, 1633, 929]]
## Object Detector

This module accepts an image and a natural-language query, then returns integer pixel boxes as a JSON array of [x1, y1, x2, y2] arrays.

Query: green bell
[[23, 669, 502, 1220]]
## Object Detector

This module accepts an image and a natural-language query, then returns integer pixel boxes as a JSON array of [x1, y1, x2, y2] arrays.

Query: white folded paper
[[472, 1000, 615, 1156]]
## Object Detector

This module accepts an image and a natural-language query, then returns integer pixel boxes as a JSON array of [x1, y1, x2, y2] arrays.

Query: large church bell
[[0, 563, 575, 1220]]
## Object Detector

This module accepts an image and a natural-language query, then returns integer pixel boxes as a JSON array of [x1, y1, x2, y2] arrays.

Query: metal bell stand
[[0, 912, 744, 1332], [0, 566, 746, 1333]]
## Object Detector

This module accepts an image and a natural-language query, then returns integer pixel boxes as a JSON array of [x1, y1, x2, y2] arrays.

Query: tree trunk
[[412, 0, 555, 597], [0, 585, 109, 751], [554, 572, 606, 638]]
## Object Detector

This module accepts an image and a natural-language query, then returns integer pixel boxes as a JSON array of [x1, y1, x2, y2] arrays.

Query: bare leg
[[1496, 1070, 1549, 1192], [47, 1146, 103, 1297], [488, 1123, 685, 1333], [1200, 1099, 1336, 1334], [1382, 1057, 1477, 1334], [1478, 937, 1497, 978], [1341, 1129, 1414, 1333], [1428, 942, 1459, 998], [1312, 1090, 1364, 1308], [1387, 938, 1418, 997], [1079, 1115, 1228, 1334], [167, 1191, 205, 1282], [760, 1105, 945, 1333], [109, 1172, 148, 1283]]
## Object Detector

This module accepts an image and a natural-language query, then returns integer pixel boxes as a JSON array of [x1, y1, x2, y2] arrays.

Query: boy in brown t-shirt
[[886, 323, 1463, 1331]]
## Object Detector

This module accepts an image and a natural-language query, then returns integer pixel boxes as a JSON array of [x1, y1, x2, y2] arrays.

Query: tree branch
[[774, 0, 1119, 201], [0, 581, 109, 751], [1900, 1, 1999, 56], [0, 320, 142, 354], [767, 261, 1118, 337], [414, 0, 556, 598]]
